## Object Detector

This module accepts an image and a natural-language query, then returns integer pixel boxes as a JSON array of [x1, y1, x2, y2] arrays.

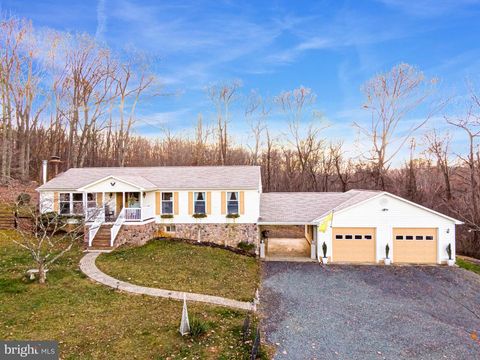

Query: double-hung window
[[162, 192, 174, 214], [86, 193, 97, 208], [72, 193, 84, 214], [59, 193, 71, 214], [194, 192, 206, 214], [227, 192, 239, 214], [59, 193, 84, 215]]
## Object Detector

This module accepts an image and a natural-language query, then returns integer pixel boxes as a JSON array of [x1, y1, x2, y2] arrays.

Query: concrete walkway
[[79, 252, 256, 312]]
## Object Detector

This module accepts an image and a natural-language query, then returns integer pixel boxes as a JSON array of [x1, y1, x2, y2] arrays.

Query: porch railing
[[88, 218, 104, 247], [110, 208, 126, 247], [124, 206, 154, 221]]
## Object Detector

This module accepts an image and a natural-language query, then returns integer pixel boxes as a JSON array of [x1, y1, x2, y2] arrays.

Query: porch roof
[[37, 166, 261, 191], [258, 190, 380, 224]]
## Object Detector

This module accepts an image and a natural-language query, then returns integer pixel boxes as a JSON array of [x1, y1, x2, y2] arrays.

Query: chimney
[[42, 160, 48, 184]]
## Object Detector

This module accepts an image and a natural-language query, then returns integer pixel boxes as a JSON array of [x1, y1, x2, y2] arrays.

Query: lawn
[[96, 239, 261, 302], [457, 257, 480, 275], [0, 230, 266, 359]]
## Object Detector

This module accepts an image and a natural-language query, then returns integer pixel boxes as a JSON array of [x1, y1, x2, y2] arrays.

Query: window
[[415, 235, 424, 240], [162, 192, 173, 214], [87, 193, 97, 208], [406, 235, 414, 240], [72, 193, 84, 214], [395, 235, 404, 240], [345, 235, 353, 239], [335, 235, 343, 239], [364, 235, 372, 240], [165, 225, 176, 232], [59, 193, 71, 214], [354, 235, 362, 240], [425, 235, 434, 241], [227, 192, 239, 214], [194, 192, 206, 214]]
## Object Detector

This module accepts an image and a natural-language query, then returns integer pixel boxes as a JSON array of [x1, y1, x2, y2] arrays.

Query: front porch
[[85, 191, 155, 223]]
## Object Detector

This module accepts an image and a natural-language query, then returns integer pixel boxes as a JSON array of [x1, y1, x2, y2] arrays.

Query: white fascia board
[[77, 175, 147, 192], [312, 192, 463, 225]]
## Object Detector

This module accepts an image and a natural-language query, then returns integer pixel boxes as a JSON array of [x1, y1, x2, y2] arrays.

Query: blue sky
[[2, 0, 480, 154]]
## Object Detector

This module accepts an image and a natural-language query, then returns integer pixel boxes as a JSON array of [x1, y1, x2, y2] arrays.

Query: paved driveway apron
[[261, 262, 480, 360]]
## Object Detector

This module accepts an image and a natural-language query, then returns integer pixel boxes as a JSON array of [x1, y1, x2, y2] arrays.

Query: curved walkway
[[80, 252, 256, 311]]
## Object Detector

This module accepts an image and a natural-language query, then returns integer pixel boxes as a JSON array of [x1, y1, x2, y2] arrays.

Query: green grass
[[457, 258, 480, 275], [0, 230, 266, 359], [97, 239, 261, 302]]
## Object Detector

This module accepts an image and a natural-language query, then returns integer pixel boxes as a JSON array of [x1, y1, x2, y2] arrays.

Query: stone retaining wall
[[172, 223, 259, 249]]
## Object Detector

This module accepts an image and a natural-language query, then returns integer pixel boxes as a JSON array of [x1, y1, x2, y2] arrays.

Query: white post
[[140, 192, 143, 221], [42, 160, 48, 184]]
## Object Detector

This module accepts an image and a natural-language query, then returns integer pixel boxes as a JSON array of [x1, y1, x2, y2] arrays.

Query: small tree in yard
[[1, 200, 84, 284]]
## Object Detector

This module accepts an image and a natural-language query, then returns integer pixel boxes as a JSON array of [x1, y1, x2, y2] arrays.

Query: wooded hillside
[[1, 15, 479, 258]]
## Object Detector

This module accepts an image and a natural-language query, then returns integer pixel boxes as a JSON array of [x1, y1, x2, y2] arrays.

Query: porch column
[[122, 192, 126, 210], [140, 192, 143, 221]]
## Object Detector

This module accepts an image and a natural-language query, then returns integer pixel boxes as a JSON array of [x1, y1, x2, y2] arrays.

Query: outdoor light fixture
[[446, 228, 450, 234], [382, 208, 389, 212]]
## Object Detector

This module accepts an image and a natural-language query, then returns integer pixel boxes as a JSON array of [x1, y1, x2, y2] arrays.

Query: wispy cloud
[[377, 0, 480, 17], [95, 0, 107, 41]]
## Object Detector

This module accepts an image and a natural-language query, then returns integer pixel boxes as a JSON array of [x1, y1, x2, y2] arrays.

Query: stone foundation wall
[[172, 223, 259, 249], [114, 220, 158, 248], [88, 221, 259, 251]]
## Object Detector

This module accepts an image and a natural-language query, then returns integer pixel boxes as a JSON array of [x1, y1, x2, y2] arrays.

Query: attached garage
[[393, 228, 437, 264], [332, 227, 376, 263]]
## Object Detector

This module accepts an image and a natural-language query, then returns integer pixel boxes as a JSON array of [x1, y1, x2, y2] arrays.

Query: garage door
[[393, 228, 437, 264], [332, 227, 376, 263]]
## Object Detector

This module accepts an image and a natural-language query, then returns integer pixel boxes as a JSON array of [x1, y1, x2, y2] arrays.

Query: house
[[37, 165, 461, 264]]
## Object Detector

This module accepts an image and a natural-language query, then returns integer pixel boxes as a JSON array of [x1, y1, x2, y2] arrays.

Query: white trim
[[257, 221, 315, 225], [77, 175, 149, 191], [312, 192, 462, 225]]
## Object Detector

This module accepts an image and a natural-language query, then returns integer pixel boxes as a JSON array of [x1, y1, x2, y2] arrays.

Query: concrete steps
[[0, 209, 15, 229], [89, 224, 113, 250]]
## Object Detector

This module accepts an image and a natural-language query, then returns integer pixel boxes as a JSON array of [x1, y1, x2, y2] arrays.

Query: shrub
[[226, 213, 240, 219], [238, 241, 255, 252], [192, 213, 207, 219], [322, 242, 327, 258], [16, 193, 31, 205], [446, 243, 452, 260], [189, 317, 208, 338], [385, 244, 390, 259], [160, 214, 174, 219]]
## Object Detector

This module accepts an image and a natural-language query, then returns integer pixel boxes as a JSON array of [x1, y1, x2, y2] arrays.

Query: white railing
[[124, 206, 154, 221], [110, 208, 126, 247], [86, 207, 105, 223], [88, 219, 104, 247]]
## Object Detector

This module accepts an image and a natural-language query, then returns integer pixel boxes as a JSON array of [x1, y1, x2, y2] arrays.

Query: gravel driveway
[[261, 262, 480, 360]]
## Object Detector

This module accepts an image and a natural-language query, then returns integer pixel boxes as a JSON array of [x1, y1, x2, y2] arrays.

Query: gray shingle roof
[[37, 166, 261, 191], [259, 190, 380, 224]]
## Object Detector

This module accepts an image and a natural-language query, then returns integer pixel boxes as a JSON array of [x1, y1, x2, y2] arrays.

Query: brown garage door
[[393, 228, 437, 264], [332, 227, 376, 263]]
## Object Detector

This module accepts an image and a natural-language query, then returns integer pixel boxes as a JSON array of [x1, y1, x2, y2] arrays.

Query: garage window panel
[[425, 235, 434, 240], [415, 235, 424, 240], [345, 235, 353, 239], [364, 235, 372, 240], [335, 235, 343, 239], [354, 235, 362, 240], [396, 235, 403, 240], [405, 235, 414, 240]]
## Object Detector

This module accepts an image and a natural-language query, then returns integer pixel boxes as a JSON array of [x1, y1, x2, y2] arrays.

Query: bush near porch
[[96, 238, 261, 302], [0, 230, 266, 359]]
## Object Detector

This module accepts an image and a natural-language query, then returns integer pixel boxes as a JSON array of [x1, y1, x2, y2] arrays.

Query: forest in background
[[1, 15, 480, 258]]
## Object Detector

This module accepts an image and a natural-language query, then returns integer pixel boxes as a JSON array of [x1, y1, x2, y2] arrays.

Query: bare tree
[[425, 129, 453, 200], [207, 80, 242, 165], [1, 200, 84, 283], [355, 63, 439, 190]]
